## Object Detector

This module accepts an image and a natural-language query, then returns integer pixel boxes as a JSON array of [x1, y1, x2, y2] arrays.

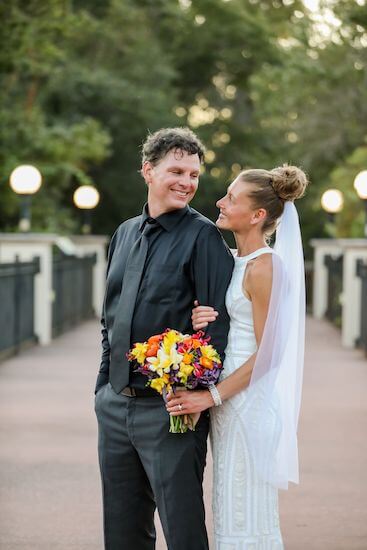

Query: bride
[[166, 165, 308, 548]]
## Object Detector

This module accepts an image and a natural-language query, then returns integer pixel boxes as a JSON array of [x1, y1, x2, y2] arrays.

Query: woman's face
[[216, 178, 258, 233]]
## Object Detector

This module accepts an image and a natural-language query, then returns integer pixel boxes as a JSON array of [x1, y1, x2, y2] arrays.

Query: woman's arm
[[214, 254, 272, 401], [166, 255, 273, 415]]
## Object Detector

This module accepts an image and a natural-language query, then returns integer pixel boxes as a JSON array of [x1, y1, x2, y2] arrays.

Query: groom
[[94, 127, 234, 550]]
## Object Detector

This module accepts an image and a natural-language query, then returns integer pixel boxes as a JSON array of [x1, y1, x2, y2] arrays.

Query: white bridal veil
[[239, 201, 306, 490]]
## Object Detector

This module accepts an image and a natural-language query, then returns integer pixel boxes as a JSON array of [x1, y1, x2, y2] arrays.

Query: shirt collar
[[139, 203, 189, 232]]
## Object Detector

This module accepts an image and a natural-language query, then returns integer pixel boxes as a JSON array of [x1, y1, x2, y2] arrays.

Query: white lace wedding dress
[[210, 247, 284, 550]]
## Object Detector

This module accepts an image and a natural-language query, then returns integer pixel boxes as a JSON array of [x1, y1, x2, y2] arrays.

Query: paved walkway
[[0, 317, 366, 549]]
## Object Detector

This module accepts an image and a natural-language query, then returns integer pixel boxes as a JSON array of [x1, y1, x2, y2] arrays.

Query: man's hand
[[191, 299, 219, 331]]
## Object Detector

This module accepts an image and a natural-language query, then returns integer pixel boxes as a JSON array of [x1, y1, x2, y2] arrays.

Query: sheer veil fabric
[[236, 201, 306, 490]]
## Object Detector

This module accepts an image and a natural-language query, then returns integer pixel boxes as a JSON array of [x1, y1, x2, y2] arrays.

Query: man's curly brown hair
[[141, 127, 205, 166]]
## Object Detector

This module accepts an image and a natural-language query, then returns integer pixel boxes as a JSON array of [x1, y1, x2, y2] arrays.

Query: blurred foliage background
[[0, 0, 366, 253]]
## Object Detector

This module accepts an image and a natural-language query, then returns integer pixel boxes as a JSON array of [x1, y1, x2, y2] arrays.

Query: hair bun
[[270, 164, 308, 201]]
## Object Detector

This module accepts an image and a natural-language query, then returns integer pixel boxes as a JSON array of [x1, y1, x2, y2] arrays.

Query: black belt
[[120, 386, 160, 398]]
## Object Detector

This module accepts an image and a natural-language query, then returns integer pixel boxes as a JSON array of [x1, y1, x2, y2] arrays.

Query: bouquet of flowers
[[127, 329, 223, 433]]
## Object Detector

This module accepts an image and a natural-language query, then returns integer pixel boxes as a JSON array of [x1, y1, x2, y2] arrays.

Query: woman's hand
[[191, 299, 219, 331], [166, 389, 214, 415]]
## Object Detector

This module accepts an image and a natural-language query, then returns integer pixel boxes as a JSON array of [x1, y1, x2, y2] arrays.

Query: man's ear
[[142, 161, 153, 185]]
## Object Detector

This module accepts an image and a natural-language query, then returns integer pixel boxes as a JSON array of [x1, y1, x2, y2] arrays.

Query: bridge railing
[[0, 256, 40, 359], [52, 253, 97, 337], [356, 259, 367, 357]]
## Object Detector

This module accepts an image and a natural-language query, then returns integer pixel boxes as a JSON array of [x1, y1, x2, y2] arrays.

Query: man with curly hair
[[94, 127, 234, 550]]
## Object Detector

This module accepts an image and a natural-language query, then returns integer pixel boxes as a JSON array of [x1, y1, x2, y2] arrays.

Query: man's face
[[143, 149, 201, 215]]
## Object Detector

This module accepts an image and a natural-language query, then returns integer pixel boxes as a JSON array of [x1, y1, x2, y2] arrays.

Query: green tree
[[328, 140, 367, 237], [1, 0, 365, 249], [0, 0, 177, 233], [0, 1, 112, 231], [248, 0, 367, 248]]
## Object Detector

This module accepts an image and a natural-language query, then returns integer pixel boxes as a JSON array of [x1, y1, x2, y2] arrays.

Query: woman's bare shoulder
[[246, 254, 273, 292]]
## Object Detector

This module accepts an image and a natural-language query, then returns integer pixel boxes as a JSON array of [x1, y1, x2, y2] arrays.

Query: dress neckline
[[234, 246, 273, 263]]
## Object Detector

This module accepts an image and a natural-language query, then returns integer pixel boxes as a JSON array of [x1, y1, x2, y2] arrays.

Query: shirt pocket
[[144, 264, 179, 304]]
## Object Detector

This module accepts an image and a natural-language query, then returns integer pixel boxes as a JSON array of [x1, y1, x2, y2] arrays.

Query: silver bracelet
[[208, 384, 222, 407]]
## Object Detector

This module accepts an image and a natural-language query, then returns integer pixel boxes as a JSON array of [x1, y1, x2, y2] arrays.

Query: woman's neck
[[234, 232, 267, 257]]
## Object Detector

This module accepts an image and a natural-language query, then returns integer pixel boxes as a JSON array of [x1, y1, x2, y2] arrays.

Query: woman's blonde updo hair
[[238, 164, 308, 237]]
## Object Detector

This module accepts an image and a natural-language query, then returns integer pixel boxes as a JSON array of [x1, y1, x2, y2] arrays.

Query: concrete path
[[0, 317, 366, 549]]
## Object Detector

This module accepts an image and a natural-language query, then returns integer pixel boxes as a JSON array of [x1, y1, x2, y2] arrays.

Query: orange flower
[[181, 337, 193, 348], [148, 334, 162, 345], [199, 356, 213, 369], [146, 342, 160, 357], [192, 339, 201, 349], [182, 352, 193, 365]]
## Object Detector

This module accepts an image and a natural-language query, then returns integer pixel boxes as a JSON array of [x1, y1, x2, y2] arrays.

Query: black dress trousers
[[96, 383, 209, 550]]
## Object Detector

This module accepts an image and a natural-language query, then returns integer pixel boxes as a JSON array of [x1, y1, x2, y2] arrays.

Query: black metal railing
[[0, 256, 40, 358], [52, 253, 96, 337], [305, 260, 314, 313], [356, 259, 367, 357], [324, 254, 343, 327]]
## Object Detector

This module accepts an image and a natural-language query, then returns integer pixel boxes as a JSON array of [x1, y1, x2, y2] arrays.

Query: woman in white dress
[[166, 165, 308, 549]]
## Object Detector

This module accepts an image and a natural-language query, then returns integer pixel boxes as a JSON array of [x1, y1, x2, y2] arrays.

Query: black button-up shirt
[[95, 204, 234, 393]]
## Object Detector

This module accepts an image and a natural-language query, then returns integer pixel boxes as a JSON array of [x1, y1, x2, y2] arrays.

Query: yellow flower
[[178, 362, 194, 384], [150, 374, 170, 394], [147, 349, 170, 376], [146, 331, 183, 376], [179, 363, 194, 377], [162, 330, 181, 355], [200, 345, 220, 362], [130, 343, 149, 365]]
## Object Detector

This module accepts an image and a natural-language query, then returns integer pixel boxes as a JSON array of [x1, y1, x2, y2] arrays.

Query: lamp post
[[9, 165, 42, 232], [354, 170, 367, 237], [321, 189, 344, 229], [73, 184, 100, 234]]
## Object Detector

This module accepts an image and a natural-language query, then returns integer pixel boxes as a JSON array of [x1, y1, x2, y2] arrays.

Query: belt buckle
[[121, 386, 136, 398]]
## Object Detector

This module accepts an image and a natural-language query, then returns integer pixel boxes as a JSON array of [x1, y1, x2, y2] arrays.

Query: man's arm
[[94, 229, 118, 394], [191, 224, 234, 361]]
